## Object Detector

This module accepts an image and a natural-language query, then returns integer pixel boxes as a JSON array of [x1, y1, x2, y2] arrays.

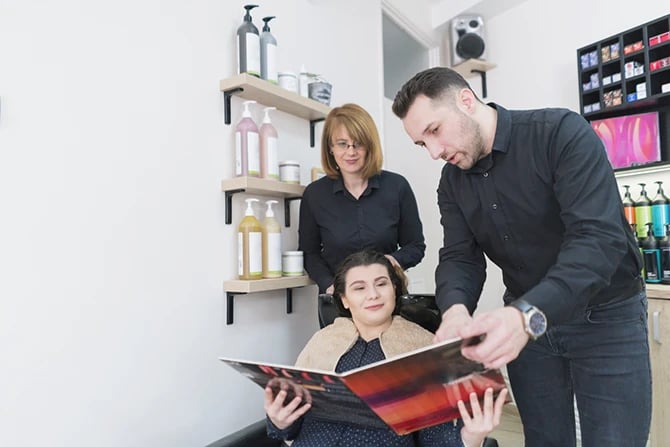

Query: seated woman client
[[264, 250, 507, 447]]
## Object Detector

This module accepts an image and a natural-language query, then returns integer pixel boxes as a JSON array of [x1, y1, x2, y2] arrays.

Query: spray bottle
[[642, 222, 661, 283], [260, 16, 278, 84], [622, 185, 636, 230], [260, 107, 279, 180], [238, 198, 263, 280], [635, 183, 652, 239], [651, 181, 670, 238], [235, 100, 260, 177], [262, 200, 282, 278], [237, 4, 260, 76]]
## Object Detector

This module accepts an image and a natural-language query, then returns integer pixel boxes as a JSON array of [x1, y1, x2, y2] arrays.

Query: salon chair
[[206, 293, 499, 447]]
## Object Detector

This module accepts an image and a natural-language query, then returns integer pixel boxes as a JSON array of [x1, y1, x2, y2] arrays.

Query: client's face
[[341, 263, 396, 338]]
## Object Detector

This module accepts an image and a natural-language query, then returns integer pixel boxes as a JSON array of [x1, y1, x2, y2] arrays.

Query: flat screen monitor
[[590, 111, 661, 170]]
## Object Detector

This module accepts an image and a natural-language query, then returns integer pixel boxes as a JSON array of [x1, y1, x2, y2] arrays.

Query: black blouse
[[299, 170, 425, 292]]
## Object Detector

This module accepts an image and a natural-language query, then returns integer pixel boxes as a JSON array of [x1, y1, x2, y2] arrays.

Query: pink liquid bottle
[[235, 100, 260, 177], [260, 107, 279, 180]]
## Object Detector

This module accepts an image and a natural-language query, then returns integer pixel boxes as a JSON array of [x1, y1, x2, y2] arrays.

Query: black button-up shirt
[[436, 105, 642, 325], [299, 170, 425, 292]]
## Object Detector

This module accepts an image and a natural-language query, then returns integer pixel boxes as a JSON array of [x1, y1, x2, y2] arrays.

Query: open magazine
[[220, 336, 509, 435]]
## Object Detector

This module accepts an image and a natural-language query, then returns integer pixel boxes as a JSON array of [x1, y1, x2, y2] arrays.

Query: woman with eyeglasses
[[298, 103, 426, 327]]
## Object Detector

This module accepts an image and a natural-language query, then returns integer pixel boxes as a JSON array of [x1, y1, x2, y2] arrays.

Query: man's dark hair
[[392, 67, 473, 119]]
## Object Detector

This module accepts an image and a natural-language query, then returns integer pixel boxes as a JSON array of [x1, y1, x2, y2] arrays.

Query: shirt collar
[[467, 103, 511, 173], [332, 173, 381, 194]]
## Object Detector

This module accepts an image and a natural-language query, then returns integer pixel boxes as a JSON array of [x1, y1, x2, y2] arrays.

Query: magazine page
[[340, 337, 508, 435], [219, 358, 388, 429]]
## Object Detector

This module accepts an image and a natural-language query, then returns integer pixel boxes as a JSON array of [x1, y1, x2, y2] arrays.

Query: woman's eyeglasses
[[331, 141, 364, 151]]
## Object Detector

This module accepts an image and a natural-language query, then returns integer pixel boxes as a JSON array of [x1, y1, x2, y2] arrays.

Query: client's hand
[[264, 386, 312, 430], [458, 387, 508, 447]]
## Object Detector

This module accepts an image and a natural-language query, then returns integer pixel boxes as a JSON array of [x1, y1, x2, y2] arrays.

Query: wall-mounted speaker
[[450, 15, 486, 66]]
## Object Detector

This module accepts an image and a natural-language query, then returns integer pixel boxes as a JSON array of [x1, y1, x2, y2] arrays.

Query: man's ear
[[457, 88, 477, 114]]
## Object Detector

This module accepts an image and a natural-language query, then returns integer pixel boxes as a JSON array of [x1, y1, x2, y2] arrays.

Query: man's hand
[[459, 306, 529, 369], [433, 304, 474, 343]]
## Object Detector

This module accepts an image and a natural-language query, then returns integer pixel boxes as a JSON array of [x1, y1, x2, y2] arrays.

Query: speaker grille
[[456, 33, 485, 59]]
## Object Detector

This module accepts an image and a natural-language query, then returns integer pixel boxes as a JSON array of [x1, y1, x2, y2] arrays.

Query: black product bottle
[[622, 185, 636, 230], [651, 181, 670, 238], [642, 222, 662, 283], [635, 183, 652, 239], [237, 4, 260, 76], [632, 223, 645, 278], [659, 223, 670, 284]]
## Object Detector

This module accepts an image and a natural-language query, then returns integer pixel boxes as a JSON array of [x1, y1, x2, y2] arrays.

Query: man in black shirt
[[392, 67, 651, 447]]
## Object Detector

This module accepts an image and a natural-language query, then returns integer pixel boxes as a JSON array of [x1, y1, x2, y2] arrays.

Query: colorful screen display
[[590, 111, 661, 170]]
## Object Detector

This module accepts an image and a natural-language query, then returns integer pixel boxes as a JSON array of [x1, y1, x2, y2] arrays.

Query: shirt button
[[503, 234, 510, 241], [491, 203, 498, 210], [483, 172, 489, 177]]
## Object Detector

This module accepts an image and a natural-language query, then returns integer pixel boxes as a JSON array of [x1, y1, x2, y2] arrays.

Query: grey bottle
[[260, 16, 277, 83], [237, 4, 260, 76]]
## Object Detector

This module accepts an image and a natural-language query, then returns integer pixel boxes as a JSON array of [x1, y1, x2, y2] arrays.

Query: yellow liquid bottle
[[238, 198, 262, 280]]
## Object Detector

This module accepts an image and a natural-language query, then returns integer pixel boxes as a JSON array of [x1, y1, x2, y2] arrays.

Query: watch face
[[529, 311, 547, 336]]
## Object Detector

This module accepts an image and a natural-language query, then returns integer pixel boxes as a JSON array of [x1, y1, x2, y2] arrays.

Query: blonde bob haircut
[[320, 103, 383, 179]]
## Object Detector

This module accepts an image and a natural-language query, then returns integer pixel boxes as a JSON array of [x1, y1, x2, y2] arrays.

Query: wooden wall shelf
[[220, 73, 331, 147], [451, 59, 497, 98], [223, 276, 314, 324], [221, 177, 305, 226]]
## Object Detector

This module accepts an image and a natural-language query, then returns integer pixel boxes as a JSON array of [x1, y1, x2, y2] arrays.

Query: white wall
[[0, 1, 383, 446]]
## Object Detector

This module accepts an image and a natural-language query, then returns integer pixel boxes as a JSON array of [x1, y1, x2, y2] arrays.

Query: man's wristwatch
[[509, 299, 547, 340]]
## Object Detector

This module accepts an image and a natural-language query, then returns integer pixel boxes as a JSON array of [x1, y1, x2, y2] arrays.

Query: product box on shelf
[[601, 46, 611, 62], [612, 89, 623, 106], [649, 31, 670, 47], [663, 82, 670, 94], [589, 50, 598, 67], [610, 42, 621, 59], [612, 72, 622, 82], [627, 92, 638, 102], [650, 57, 670, 72], [590, 73, 600, 88], [583, 81, 592, 91], [623, 40, 644, 55], [603, 75, 612, 86]]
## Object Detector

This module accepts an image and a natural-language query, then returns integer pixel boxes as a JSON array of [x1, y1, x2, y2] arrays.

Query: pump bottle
[[631, 223, 645, 278], [237, 4, 260, 76], [622, 185, 636, 230], [235, 100, 260, 177], [642, 222, 662, 283], [659, 223, 670, 284], [635, 183, 652, 239], [238, 198, 263, 280], [262, 200, 282, 278], [260, 107, 279, 180], [260, 16, 278, 84], [651, 181, 670, 237]]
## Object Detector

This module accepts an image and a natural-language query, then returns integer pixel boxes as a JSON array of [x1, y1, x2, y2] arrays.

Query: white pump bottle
[[262, 200, 282, 278]]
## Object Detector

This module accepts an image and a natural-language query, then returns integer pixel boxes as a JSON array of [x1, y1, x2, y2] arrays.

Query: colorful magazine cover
[[220, 336, 509, 435]]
